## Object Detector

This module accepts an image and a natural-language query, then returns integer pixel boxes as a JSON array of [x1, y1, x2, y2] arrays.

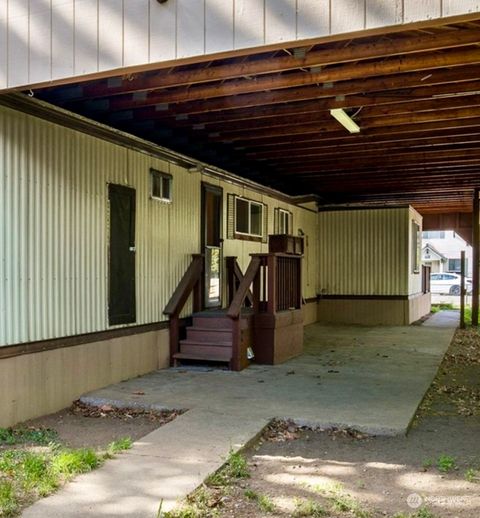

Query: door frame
[[201, 182, 224, 309]]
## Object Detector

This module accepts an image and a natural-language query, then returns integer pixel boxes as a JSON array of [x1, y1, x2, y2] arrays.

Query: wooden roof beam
[[46, 27, 480, 102]]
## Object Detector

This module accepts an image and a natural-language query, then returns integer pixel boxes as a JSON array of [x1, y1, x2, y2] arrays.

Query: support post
[[472, 189, 480, 326], [460, 250, 466, 329]]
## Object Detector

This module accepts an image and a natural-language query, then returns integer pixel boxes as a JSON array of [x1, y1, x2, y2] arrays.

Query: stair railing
[[164, 254, 204, 366]]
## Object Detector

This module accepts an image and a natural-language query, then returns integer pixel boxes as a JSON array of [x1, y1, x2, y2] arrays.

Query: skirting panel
[[0, 328, 169, 428], [317, 294, 431, 326], [302, 300, 318, 325]]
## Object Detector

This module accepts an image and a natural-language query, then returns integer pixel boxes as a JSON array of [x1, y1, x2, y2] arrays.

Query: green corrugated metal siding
[[317, 208, 410, 296]]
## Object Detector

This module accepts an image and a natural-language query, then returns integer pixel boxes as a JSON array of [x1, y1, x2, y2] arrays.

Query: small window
[[150, 169, 172, 201], [411, 220, 421, 273], [235, 197, 264, 237], [278, 209, 290, 234], [448, 258, 462, 273]]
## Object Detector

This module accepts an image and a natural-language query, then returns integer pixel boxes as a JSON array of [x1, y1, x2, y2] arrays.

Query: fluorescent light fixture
[[330, 108, 361, 134]]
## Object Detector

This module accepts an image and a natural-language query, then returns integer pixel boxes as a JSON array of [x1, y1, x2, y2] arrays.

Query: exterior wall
[[0, 103, 317, 348], [0, 328, 169, 428], [317, 207, 410, 296], [317, 292, 431, 326], [1, 0, 479, 90]]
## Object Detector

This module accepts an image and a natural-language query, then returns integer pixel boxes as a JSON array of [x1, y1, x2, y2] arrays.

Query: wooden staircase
[[173, 311, 233, 366]]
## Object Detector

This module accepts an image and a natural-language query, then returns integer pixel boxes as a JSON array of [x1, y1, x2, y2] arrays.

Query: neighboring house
[[422, 231, 473, 277]]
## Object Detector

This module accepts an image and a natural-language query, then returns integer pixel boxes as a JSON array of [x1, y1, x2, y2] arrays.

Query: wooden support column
[[460, 250, 466, 329], [472, 189, 480, 326]]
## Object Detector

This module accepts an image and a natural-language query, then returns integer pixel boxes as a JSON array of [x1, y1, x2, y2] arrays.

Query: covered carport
[[9, 12, 479, 325]]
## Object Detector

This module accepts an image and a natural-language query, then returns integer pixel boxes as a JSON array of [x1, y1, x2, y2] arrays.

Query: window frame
[[277, 208, 291, 235], [150, 168, 173, 203], [234, 196, 264, 238]]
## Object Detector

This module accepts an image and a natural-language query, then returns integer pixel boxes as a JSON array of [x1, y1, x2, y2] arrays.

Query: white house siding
[[317, 207, 414, 296], [1, 0, 479, 90], [0, 104, 317, 347]]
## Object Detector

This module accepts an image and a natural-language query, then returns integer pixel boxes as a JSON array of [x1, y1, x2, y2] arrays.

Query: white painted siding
[[317, 208, 417, 296], [0, 104, 317, 347], [1, 0, 478, 90]]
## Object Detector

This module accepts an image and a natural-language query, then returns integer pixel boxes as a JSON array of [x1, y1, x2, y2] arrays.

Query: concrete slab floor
[[22, 311, 458, 517]]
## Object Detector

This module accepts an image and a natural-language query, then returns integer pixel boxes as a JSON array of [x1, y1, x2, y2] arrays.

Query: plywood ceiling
[[33, 17, 480, 214]]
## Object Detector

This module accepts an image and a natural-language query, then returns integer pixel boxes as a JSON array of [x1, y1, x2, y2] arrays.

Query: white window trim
[[150, 169, 172, 203], [235, 197, 264, 238]]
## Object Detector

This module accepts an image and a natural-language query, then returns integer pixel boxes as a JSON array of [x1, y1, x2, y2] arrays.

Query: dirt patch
[[21, 401, 182, 449], [213, 323, 480, 518]]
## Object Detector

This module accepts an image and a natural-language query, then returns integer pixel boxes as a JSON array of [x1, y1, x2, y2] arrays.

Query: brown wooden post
[[472, 189, 480, 326], [460, 250, 466, 329], [169, 315, 179, 367], [230, 318, 241, 371], [226, 256, 237, 305], [266, 254, 277, 314]]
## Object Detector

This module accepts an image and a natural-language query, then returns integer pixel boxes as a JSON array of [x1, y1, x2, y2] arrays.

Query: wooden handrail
[[164, 254, 203, 317], [227, 256, 261, 319]]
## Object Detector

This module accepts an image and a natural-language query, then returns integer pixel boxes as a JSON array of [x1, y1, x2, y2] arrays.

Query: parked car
[[430, 272, 472, 295]]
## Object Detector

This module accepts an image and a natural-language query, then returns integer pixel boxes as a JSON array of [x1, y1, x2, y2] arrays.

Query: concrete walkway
[[23, 312, 458, 517]]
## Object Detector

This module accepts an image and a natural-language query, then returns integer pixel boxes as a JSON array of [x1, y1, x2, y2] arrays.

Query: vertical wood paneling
[[234, 0, 265, 49], [265, 0, 296, 43], [29, 0, 52, 83], [405, 0, 441, 22], [177, 0, 205, 58], [0, 0, 7, 88], [73, 0, 98, 75], [366, 0, 403, 28], [51, 0, 74, 79], [443, 0, 480, 15], [98, 0, 123, 71], [150, 0, 177, 63], [7, 0, 29, 87], [206, 0, 233, 53], [123, 0, 150, 66], [331, 0, 365, 33], [297, 0, 330, 39]]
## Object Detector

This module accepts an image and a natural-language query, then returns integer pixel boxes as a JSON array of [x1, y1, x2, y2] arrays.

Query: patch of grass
[[422, 458, 433, 469], [51, 448, 100, 476], [242, 488, 275, 513], [206, 450, 250, 487], [258, 494, 275, 513], [0, 481, 18, 517], [330, 493, 371, 518], [106, 437, 132, 455], [465, 468, 479, 482], [437, 454, 456, 473], [0, 428, 57, 446], [162, 486, 221, 518], [293, 497, 327, 517], [413, 508, 437, 518]]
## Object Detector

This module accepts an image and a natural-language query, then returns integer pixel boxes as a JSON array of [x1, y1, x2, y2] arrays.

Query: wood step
[[192, 316, 232, 330], [173, 351, 231, 363], [180, 342, 232, 359], [186, 327, 232, 343]]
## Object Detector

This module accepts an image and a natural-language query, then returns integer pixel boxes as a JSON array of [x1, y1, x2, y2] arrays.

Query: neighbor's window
[[448, 258, 462, 272], [235, 197, 263, 237], [150, 169, 172, 201], [411, 221, 421, 273]]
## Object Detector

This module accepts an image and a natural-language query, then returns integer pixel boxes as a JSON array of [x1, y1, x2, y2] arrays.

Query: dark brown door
[[108, 184, 136, 325], [202, 184, 223, 308]]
